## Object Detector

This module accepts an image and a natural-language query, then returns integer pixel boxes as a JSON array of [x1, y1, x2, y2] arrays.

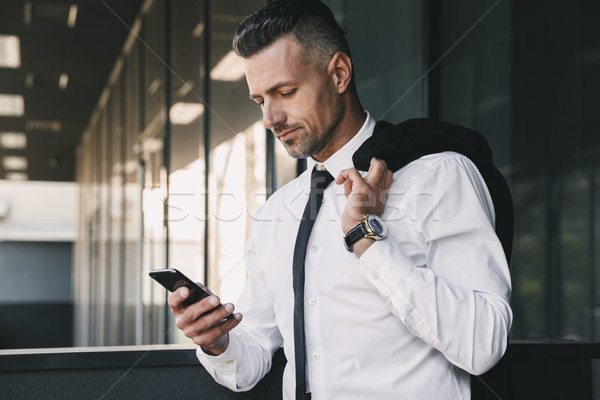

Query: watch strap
[[344, 219, 367, 252]]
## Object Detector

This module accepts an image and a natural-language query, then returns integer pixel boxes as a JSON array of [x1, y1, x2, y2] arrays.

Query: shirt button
[[312, 353, 320, 360], [321, 197, 326, 204], [310, 244, 318, 252], [308, 298, 316, 305], [226, 359, 234, 364], [372, 272, 380, 280]]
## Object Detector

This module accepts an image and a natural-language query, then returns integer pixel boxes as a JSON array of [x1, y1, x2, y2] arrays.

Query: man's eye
[[282, 89, 296, 97]]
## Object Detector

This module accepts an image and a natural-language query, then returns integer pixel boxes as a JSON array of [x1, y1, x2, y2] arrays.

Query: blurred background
[[0, 0, 598, 350]]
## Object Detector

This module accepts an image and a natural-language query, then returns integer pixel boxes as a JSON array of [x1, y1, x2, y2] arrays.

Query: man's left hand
[[336, 157, 393, 256]]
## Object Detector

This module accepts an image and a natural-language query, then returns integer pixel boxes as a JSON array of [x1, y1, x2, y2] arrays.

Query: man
[[169, 1, 512, 399]]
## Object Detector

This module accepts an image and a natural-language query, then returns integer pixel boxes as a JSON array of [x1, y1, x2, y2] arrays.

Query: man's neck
[[313, 102, 367, 162], [308, 110, 375, 180]]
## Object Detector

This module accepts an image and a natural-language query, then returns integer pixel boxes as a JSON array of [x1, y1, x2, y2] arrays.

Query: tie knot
[[311, 168, 333, 190]]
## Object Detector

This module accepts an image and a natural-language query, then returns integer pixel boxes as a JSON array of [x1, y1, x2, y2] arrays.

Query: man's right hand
[[168, 287, 242, 356]]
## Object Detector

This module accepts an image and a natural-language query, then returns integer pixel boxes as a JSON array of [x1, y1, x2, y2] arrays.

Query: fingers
[[337, 157, 388, 184], [167, 283, 242, 355], [176, 295, 227, 329], [195, 313, 243, 354], [370, 158, 393, 205], [365, 157, 388, 187], [168, 286, 190, 314], [178, 295, 218, 323], [337, 158, 390, 197], [337, 157, 393, 233], [384, 168, 393, 192], [172, 292, 242, 352], [335, 166, 363, 186]]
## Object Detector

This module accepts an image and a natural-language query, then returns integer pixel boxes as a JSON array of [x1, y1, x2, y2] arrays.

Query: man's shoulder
[[354, 118, 493, 173], [395, 151, 476, 177], [387, 151, 486, 202]]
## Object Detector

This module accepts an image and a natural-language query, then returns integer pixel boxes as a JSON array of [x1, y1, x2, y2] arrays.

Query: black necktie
[[292, 167, 334, 400]]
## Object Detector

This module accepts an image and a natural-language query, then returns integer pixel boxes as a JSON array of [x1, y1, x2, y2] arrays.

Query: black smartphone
[[149, 268, 212, 308]]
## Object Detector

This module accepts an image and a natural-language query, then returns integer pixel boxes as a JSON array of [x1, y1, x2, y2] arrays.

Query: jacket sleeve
[[359, 153, 512, 375]]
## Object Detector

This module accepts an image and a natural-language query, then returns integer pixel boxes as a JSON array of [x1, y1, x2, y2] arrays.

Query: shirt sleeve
[[196, 213, 284, 391], [359, 153, 513, 375]]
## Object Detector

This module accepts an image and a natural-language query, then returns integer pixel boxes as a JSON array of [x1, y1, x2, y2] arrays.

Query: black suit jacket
[[353, 118, 513, 264]]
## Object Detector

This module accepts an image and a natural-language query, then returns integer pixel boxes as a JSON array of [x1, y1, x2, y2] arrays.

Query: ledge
[[1, 342, 597, 373], [0, 344, 288, 372], [0, 345, 200, 372]]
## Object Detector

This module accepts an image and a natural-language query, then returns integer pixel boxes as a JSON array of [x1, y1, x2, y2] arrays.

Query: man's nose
[[262, 100, 285, 130]]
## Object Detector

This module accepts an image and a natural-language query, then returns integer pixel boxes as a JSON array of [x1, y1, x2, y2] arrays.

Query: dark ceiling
[[0, 0, 143, 182]]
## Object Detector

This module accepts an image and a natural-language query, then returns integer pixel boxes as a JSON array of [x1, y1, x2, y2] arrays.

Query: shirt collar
[[307, 111, 376, 179]]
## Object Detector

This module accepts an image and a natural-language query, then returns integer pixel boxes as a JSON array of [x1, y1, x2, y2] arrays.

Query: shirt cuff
[[358, 237, 416, 300], [196, 329, 244, 389]]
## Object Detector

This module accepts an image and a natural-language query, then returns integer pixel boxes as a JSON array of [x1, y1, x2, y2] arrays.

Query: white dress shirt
[[197, 112, 512, 400]]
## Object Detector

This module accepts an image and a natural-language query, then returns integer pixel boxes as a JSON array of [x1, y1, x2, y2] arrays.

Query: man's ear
[[328, 52, 352, 94]]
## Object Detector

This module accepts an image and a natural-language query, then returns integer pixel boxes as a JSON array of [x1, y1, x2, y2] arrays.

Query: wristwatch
[[343, 214, 387, 252]]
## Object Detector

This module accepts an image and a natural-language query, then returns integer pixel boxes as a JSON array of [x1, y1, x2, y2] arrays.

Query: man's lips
[[277, 128, 299, 142]]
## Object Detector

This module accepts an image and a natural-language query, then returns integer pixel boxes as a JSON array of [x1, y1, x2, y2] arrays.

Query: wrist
[[342, 219, 361, 235], [201, 332, 229, 356], [343, 214, 387, 253], [351, 237, 376, 257]]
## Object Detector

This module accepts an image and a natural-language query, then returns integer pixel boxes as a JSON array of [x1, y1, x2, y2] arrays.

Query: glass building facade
[[72, 0, 600, 347]]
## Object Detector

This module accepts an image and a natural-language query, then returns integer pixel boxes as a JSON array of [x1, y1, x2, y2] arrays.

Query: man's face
[[245, 36, 343, 161]]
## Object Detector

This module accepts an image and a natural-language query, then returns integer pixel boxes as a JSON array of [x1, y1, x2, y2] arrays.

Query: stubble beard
[[279, 98, 344, 160], [280, 126, 333, 159]]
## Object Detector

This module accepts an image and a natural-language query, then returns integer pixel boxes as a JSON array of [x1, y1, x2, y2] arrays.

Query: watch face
[[370, 218, 384, 235], [366, 214, 387, 238]]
